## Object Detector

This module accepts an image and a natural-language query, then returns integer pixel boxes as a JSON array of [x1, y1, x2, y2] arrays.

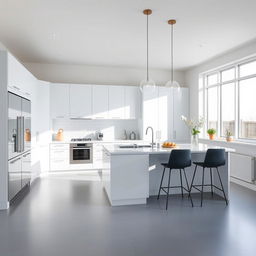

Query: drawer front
[[50, 144, 69, 150], [50, 159, 69, 171], [50, 149, 69, 160]]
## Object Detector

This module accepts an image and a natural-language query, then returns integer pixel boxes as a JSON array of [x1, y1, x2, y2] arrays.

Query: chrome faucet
[[146, 126, 154, 148]]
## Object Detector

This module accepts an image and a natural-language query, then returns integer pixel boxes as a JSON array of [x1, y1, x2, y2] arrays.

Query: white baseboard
[[231, 176, 256, 191]]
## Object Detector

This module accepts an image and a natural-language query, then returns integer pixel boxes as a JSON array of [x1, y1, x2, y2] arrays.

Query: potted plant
[[225, 130, 233, 142], [181, 116, 205, 146], [207, 128, 216, 140]]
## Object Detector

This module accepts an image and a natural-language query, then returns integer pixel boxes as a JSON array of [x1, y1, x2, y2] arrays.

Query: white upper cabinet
[[143, 86, 158, 141], [173, 88, 190, 141], [92, 85, 109, 119], [7, 53, 33, 98], [69, 84, 92, 119], [124, 86, 140, 119], [108, 86, 125, 119], [143, 86, 189, 142], [50, 83, 70, 119]]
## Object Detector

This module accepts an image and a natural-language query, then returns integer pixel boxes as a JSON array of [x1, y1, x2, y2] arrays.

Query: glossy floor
[[0, 171, 256, 256]]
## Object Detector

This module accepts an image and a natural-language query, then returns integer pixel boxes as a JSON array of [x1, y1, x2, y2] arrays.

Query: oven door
[[70, 145, 92, 164]]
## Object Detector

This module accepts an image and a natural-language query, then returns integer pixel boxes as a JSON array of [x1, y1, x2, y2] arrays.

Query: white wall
[[23, 62, 186, 87], [185, 39, 256, 119]]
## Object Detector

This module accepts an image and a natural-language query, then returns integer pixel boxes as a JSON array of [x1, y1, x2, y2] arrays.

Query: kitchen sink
[[119, 144, 152, 149]]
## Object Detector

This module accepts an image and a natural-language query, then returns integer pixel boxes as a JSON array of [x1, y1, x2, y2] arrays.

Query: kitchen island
[[102, 143, 234, 206]]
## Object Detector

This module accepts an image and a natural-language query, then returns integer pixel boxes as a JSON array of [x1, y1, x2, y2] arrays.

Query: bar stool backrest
[[204, 149, 225, 168], [167, 149, 191, 169]]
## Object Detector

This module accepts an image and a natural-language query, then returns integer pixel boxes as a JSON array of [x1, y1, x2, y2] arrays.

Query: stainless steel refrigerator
[[8, 92, 31, 201]]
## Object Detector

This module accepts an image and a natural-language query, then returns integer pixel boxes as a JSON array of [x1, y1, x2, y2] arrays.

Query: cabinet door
[[50, 83, 70, 119], [8, 156, 22, 201], [173, 88, 190, 142], [158, 87, 171, 141], [69, 84, 92, 118], [22, 151, 31, 188], [143, 86, 158, 141], [124, 86, 140, 119], [109, 86, 125, 119], [92, 85, 109, 119]]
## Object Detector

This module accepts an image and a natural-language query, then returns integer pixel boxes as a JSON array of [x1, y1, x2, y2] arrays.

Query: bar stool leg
[[216, 167, 228, 205], [210, 168, 213, 197], [179, 169, 184, 198], [201, 168, 205, 207], [190, 165, 198, 193], [166, 169, 172, 210], [183, 168, 194, 207], [157, 167, 166, 200]]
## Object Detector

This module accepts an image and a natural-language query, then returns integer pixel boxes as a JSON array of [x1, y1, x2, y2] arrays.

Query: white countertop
[[50, 140, 145, 144], [103, 143, 235, 155]]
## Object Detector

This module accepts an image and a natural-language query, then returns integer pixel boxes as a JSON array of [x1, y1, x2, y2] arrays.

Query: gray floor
[[0, 171, 256, 256]]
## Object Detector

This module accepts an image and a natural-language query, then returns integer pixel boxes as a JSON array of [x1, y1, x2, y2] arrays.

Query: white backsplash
[[52, 119, 140, 141]]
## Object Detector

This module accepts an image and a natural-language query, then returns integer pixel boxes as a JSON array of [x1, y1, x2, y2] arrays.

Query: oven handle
[[72, 147, 92, 150]]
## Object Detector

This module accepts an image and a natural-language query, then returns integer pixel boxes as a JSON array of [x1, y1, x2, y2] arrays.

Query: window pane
[[221, 83, 235, 136], [199, 76, 203, 89], [239, 61, 256, 77], [208, 86, 218, 131], [239, 77, 256, 139], [221, 68, 235, 82], [207, 73, 218, 86], [199, 90, 204, 117]]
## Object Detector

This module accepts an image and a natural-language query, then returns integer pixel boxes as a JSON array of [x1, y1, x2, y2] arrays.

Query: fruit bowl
[[162, 142, 177, 148]]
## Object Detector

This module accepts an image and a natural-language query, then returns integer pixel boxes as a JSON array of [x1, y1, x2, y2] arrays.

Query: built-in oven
[[70, 143, 93, 164]]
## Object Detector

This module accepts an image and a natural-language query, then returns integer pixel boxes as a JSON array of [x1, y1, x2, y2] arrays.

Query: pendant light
[[165, 19, 180, 88], [140, 9, 156, 92]]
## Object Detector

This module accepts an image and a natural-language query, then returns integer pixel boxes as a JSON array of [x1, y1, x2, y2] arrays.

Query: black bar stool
[[157, 149, 193, 210], [190, 148, 228, 206]]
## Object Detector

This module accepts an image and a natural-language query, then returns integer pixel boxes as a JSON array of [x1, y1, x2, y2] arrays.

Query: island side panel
[[110, 154, 149, 206]]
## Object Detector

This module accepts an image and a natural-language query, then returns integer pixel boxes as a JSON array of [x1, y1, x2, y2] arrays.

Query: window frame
[[199, 56, 256, 142]]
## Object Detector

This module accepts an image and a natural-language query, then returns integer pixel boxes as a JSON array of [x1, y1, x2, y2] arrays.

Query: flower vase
[[191, 134, 199, 146]]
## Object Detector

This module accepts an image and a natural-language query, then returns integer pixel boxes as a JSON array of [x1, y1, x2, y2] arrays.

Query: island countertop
[[103, 143, 235, 155]]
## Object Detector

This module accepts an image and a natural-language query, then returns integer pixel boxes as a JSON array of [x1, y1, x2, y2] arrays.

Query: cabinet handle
[[53, 150, 65, 153], [52, 159, 65, 163], [13, 86, 21, 91], [112, 117, 121, 119], [10, 157, 21, 164], [95, 117, 104, 119]]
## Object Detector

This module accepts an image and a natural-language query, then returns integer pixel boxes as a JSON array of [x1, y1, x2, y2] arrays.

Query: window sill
[[199, 138, 256, 156]]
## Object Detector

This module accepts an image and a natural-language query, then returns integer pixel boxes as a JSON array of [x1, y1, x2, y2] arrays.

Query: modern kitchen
[[0, 1, 256, 256]]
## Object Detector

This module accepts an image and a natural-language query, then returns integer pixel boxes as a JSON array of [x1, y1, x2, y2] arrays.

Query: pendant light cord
[[171, 24, 174, 83], [146, 14, 149, 82]]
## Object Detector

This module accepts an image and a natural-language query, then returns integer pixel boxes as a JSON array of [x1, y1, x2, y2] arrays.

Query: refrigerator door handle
[[21, 116, 25, 152], [17, 116, 22, 152]]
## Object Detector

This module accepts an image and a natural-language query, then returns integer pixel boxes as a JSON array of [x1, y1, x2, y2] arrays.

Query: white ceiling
[[0, 0, 256, 70]]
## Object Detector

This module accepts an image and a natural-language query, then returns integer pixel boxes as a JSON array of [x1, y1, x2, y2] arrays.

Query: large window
[[200, 58, 256, 140]]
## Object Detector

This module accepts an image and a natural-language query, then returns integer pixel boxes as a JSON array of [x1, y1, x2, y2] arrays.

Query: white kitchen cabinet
[[143, 86, 189, 142], [92, 85, 109, 119], [69, 84, 92, 119], [108, 86, 125, 119], [124, 86, 140, 119], [50, 83, 70, 119], [49, 144, 70, 171], [173, 88, 190, 141], [93, 143, 104, 169], [143, 86, 158, 141], [7, 53, 33, 98]]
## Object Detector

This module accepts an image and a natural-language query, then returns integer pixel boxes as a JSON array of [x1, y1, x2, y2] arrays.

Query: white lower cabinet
[[50, 144, 69, 171], [93, 143, 104, 169]]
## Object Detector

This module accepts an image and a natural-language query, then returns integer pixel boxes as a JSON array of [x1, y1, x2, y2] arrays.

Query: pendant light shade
[[165, 19, 180, 89], [140, 9, 155, 92]]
